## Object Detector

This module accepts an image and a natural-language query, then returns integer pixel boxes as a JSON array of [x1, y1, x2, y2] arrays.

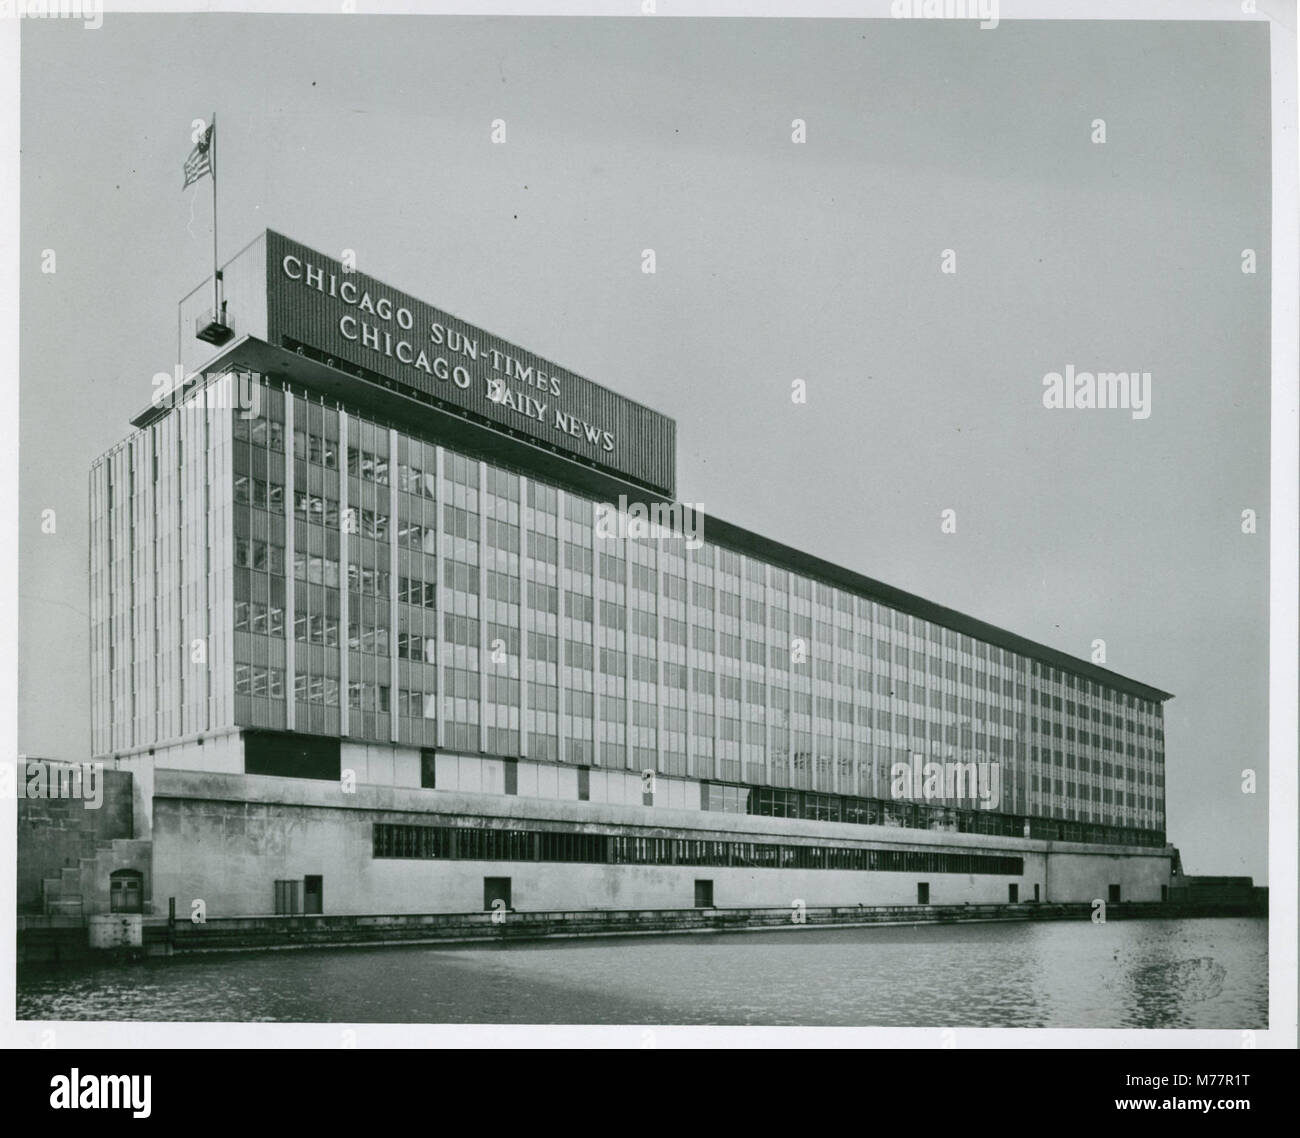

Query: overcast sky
[[19, 14, 1271, 881]]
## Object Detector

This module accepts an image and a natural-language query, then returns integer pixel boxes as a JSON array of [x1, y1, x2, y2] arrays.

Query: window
[[245, 731, 341, 781], [371, 823, 1025, 876], [420, 749, 437, 789]]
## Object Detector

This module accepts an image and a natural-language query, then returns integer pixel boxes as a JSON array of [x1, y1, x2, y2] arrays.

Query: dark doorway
[[1008, 883, 1018, 903], [109, 870, 143, 914], [917, 882, 930, 905], [484, 877, 512, 912], [694, 879, 714, 908], [1033, 884, 1041, 902], [1161, 885, 1169, 902], [304, 875, 323, 915], [1108, 883, 1122, 904]]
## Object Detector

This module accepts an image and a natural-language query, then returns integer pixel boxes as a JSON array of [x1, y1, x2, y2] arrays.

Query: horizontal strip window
[[372, 823, 1023, 876], [701, 782, 1165, 850]]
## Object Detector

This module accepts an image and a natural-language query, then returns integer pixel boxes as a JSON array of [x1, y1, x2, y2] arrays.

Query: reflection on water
[[17, 917, 1267, 1027]]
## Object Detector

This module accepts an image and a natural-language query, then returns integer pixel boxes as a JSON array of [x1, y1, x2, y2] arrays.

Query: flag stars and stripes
[[182, 124, 214, 188]]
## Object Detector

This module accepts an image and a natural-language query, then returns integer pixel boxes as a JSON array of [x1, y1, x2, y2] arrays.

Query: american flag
[[182, 123, 214, 188]]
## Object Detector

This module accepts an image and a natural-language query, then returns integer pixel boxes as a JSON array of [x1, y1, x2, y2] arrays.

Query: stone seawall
[[17, 897, 1268, 964]]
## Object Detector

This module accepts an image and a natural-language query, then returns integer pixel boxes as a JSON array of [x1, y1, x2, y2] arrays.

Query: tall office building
[[88, 231, 1173, 918]]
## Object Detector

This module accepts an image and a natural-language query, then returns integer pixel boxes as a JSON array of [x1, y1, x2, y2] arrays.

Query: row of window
[[232, 558, 1159, 747], [221, 398, 1163, 833], [700, 783, 1165, 848], [235, 539, 285, 575], [398, 689, 438, 720], [234, 665, 285, 699], [254, 479, 422, 535], [294, 615, 395, 657], [398, 575, 438, 610], [235, 601, 284, 637], [397, 631, 438, 664], [234, 415, 284, 450], [235, 675, 438, 716], [397, 463, 437, 499], [371, 822, 1025, 875], [227, 399, 1164, 726], [346, 445, 389, 484], [234, 475, 284, 511], [324, 677, 391, 711], [239, 607, 1160, 748]]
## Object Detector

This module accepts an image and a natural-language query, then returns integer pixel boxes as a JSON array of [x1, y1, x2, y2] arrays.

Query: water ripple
[[17, 916, 1268, 1028]]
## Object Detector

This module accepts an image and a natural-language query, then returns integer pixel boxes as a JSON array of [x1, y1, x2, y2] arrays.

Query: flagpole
[[210, 111, 219, 322]]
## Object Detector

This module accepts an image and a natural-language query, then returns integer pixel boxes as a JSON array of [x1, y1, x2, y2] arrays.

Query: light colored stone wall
[[1044, 851, 1171, 903], [151, 793, 1048, 917], [148, 764, 1172, 917]]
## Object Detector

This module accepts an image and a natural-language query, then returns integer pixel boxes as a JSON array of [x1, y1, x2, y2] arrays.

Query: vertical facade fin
[[283, 393, 297, 733]]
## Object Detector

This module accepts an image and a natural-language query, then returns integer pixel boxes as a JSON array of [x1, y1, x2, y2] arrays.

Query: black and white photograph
[[1, 0, 1296, 1075]]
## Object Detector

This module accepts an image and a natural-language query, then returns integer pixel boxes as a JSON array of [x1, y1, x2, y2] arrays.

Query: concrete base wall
[[152, 811, 1046, 916], [148, 768, 1171, 918], [1047, 852, 1171, 903]]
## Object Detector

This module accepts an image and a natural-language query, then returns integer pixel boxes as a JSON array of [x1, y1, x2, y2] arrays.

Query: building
[[85, 230, 1175, 920]]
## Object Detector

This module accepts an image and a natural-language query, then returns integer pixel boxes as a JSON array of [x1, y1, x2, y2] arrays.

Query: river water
[[17, 917, 1267, 1028]]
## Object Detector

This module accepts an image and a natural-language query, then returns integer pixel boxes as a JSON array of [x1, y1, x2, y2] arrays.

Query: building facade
[[86, 231, 1173, 919]]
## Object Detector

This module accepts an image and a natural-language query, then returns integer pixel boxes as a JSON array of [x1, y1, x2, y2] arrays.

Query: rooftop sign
[[264, 230, 676, 494]]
